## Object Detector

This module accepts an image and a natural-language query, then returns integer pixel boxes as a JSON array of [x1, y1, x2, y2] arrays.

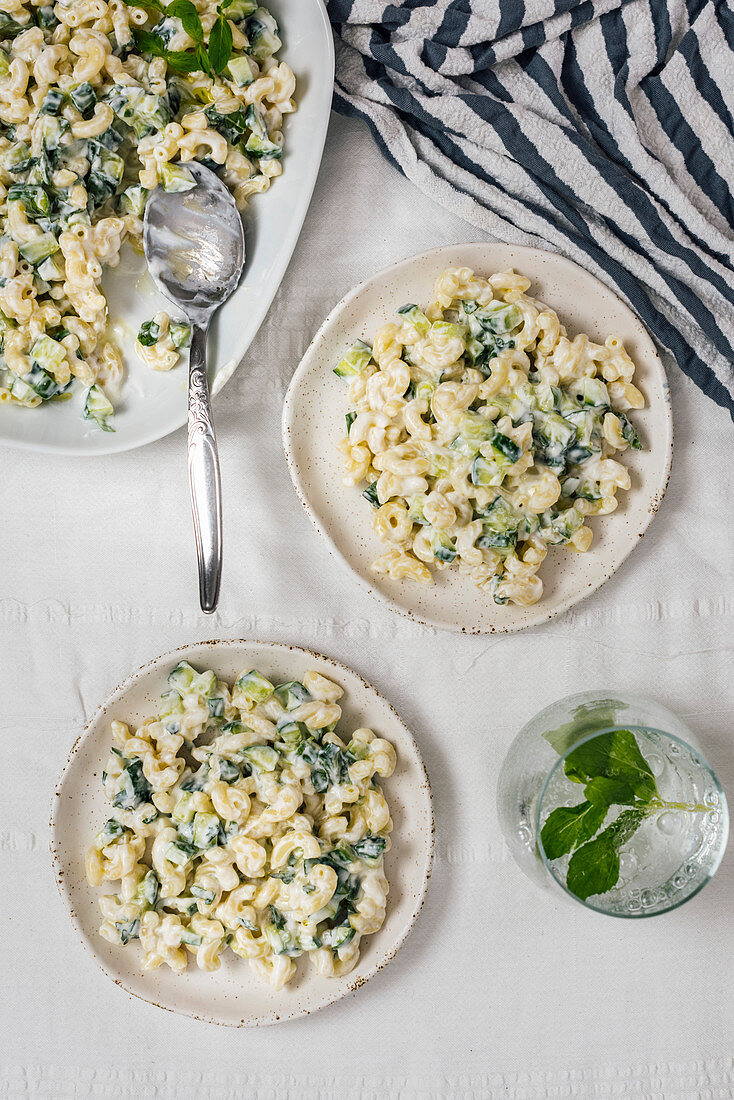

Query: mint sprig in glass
[[497, 692, 728, 916]]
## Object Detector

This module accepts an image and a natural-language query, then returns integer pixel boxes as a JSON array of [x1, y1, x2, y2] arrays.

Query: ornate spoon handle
[[187, 322, 222, 614]]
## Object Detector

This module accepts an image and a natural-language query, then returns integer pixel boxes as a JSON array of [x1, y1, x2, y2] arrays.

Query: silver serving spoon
[[144, 162, 245, 614]]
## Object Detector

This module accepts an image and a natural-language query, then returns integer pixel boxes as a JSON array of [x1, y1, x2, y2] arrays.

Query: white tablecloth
[[2, 112, 734, 1100]]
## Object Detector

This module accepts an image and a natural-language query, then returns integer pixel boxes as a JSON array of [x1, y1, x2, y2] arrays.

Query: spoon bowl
[[144, 162, 246, 612]]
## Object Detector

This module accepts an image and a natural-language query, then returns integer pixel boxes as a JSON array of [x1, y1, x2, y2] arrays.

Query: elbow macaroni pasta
[[86, 661, 396, 989], [336, 267, 645, 607], [0, 1, 294, 430]]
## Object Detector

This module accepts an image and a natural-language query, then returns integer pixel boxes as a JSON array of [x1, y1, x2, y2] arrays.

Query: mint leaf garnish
[[208, 14, 233, 73], [540, 800, 608, 861], [538, 728, 703, 903], [583, 776, 638, 806], [166, 0, 203, 42], [564, 729, 659, 802], [566, 809, 646, 901]]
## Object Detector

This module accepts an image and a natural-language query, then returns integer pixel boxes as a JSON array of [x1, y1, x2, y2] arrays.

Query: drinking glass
[[497, 691, 728, 916]]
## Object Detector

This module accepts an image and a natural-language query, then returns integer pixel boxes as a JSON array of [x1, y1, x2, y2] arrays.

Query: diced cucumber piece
[[87, 148, 125, 205], [582, 377, 610, 407], [168, 661, 196, 693], [476, 496, 522, 549], [19, 233, 58, 266], [217, 758, 240, 783], [137, 319, 160, 346], [244, 128, 281, 160], [227, 53, 257, 86], [70, 81, 97, 119], [150, 15, 178, 46], [208, 696, 224, 718], [277, 720, 308, 752], [429, 320, 463, 341], [190, 884, 216, 905], [169, 320, 190, 348], [107, 85, 171, 137], [322, 922, 355, 949], [136, 869, 160, 910], [167, 661, 216, 698], [172, 791, 196, 824], [180, 927, 203, 946], [615, 410, 641, 450], [3, 141, 32, 174], [235, 669, 274, 703], [96, 818, 124, 844], [360, 481, 378, 507], [83, 384, 114, 431], [37, 256, 60, 283], [431, 530, 457, 563], [193, 811, 220, 849], [119, 184, 149, 218], [161, 162, 196, 192], [115, 918, 140, 945], [406, 493, 429, 525], [466, 299, 522, 335], [111, 759, 152, 810], [333, 338, 373, 378], [245, 7, 281, 60], [226, 0, 257, 18], [9, 375, 38, 405], [204, 104, 248, 146], [264, 906, 300, 956], [23, 363, 67, 400], [458, 411, 494, 446], [37, 4, 58, 26], [352, 835, 387, 862], [40, 87, 64, 115], [167, 839, 197, 866], [309, 742, 350, 793], [548, 506, 585, 542], [273, 681, 311, 709], [240, 744, 279, 772], [397, 303, 430, 335], [31, 334, 66, 377], [180, 763, 209, 792], [159, 688, 184, 722], [565, 475, 601, 501]]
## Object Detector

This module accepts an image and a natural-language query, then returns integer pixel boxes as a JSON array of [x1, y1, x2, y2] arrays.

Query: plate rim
[[49, 637, 435, 1027], [282, 241, 674, 635], [1, 0, 334, 458]]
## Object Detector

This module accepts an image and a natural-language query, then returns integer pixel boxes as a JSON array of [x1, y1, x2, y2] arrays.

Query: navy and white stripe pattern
[[327, 0, 734, 417]]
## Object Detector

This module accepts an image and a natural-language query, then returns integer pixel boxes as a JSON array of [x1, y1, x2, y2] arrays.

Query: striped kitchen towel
[[327, 0, 734, 418]]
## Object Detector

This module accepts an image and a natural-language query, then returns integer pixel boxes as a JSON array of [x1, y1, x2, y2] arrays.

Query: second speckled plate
[[282, 243, 673, 633]]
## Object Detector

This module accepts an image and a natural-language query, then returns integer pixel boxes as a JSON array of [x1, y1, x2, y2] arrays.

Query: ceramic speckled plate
[[50, 640, 434, 1026], [282, 243, 673, 634]]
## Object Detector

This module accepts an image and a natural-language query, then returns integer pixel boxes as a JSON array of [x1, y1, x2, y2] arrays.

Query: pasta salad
[[0, 0, 294, 430], [86, 661, 395, 989], [336, 266, 645, 608]]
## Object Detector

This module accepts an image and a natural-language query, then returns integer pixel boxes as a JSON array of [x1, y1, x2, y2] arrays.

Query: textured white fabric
[[1, 113, 733, 1100]]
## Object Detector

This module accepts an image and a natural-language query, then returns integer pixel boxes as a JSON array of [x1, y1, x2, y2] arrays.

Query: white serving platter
[[283, 243, 674, 634], [0, 0, 334, 455], [50, 640, 434, 1026]]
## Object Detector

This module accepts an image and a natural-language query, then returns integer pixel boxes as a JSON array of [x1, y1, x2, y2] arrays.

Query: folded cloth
[[327, 0, 734, 418]]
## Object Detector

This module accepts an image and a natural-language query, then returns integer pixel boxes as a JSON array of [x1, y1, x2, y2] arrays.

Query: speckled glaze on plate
[[282, 243, 673, 634], [50, 640, 434, 1027]]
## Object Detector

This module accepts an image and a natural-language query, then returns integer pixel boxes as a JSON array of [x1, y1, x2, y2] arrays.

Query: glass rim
[[535, 723, 729, 919]]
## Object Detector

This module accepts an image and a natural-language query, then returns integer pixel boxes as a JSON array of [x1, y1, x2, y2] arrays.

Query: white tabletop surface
[[2, 112, 734, 1100]]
